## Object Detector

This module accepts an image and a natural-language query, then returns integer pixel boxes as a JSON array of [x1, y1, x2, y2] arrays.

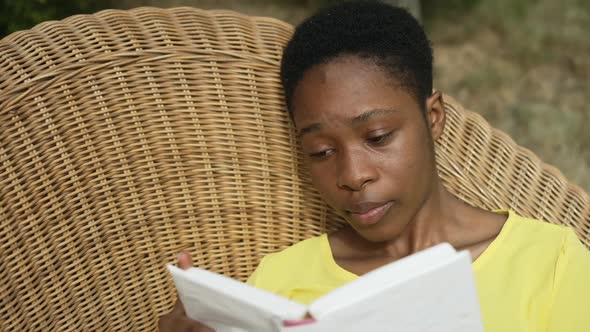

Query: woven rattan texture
[[1, 6, 588, 332]]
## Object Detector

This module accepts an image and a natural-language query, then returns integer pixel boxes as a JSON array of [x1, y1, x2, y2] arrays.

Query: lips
[[345, 201, 394, 226]]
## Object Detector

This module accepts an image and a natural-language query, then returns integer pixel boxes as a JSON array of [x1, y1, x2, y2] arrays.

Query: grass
[[426, 0, 590, 191]]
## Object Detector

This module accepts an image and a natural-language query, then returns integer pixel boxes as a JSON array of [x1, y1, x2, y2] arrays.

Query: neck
[[358, 177, 468, 259]]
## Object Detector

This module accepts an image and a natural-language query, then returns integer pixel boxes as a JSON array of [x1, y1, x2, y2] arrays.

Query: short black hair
[[280, 0, 433, 117]]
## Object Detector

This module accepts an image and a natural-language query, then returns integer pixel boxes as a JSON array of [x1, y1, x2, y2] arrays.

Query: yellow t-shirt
[[247, 211, 590, 332]]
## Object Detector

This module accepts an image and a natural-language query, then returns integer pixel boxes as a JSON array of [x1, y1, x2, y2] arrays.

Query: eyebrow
[[297, 108, 398, 138], [351, 108, 398, 126], [298, 123, 322, 138]]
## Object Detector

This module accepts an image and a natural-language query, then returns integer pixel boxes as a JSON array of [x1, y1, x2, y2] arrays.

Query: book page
[[168, 265, 308, 332], [287, 250, 484, 332], [308, 243, 456, 318]]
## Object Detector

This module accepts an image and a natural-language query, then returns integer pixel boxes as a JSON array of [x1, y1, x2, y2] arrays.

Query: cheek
[[393, 124, 432, 160], [378, 132, 433, 181], [379, 133, 414, 167], [309, 164, 338, 200], [389, 133, 437, 191], [309, 164, 331, 189]]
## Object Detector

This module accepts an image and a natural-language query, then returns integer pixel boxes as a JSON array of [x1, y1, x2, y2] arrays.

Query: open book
[[167, 243, 484, 332]]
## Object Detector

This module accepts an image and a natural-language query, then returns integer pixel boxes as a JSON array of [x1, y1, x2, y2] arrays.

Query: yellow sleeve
[[548, 229, 590, 332], [245, 266, 260, 286], [246, 254, 271, 287]]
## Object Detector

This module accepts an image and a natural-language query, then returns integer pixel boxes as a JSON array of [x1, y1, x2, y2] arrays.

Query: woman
[[160, 1, 590, 331]]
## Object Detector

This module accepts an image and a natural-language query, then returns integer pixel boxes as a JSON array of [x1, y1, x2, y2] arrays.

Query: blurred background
[[1, 0, 589, 192]]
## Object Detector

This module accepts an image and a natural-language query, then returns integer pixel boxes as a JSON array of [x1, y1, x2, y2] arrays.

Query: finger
[[159, 302, 215, 332], [177, 250, 193, 270], [172, 298, 186, 315], [181, 317, 216, 332]]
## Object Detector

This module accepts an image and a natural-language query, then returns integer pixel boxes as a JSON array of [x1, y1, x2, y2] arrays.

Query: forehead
[[291, 56, 419, 129]]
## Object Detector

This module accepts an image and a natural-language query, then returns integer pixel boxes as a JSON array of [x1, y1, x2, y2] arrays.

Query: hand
[[158, 251, 215, 332]]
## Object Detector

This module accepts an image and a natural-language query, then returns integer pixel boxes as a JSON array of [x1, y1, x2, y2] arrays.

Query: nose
[[336, 148, 377, 192]]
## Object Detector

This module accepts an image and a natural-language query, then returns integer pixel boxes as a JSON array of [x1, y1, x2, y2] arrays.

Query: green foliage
[[0, 0, 109, 38]]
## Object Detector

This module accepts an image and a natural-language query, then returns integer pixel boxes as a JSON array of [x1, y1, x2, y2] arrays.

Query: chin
[[352, 224, 399, 243], [345, 210, 402, 242]]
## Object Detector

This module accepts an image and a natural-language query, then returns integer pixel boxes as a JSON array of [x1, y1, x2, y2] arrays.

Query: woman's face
[[291, 56, 445, 242]]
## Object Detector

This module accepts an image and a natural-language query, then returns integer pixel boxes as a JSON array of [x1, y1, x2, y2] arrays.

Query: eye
[[309, 149, 334, 160], [366, 131, 393, 145]]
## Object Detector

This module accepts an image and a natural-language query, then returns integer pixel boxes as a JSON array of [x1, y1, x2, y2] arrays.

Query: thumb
[[177, 250, 193, 270]]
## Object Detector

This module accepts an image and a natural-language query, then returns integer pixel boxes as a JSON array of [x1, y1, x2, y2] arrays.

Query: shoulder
[[475, 211, 590, 330], [504, 211, 574, 246], [475, 210, 590, 287], [500, 210, 589, 267], [477, 210, 585, 271]]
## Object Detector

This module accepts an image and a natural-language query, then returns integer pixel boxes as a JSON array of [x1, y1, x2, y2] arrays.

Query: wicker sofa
[[0, 7, 588, 331]]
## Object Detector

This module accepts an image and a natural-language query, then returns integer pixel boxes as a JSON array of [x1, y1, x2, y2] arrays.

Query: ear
[[425, 90, 446, 140]]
